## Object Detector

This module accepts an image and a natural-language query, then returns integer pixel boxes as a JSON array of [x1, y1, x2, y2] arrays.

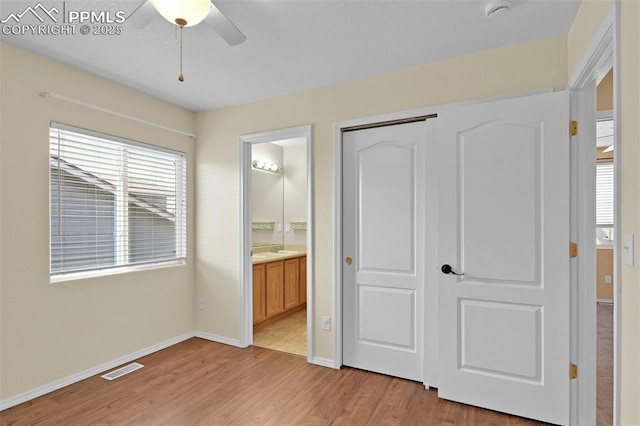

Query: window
[[50, 123, 186, 278], [596, 162, 614, 245], [595, 117, 614, 246]]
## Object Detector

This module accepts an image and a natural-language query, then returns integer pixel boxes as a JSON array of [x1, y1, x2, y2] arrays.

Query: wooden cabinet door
[[252, 264, 267, 324], [284, 257, 300, 309], [266, 260, 285, 317], [299, 256, 307, 304]]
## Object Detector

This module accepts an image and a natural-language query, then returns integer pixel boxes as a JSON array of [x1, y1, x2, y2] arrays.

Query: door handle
[[345, 256, 353, 265], [441, 264, 464, 276]]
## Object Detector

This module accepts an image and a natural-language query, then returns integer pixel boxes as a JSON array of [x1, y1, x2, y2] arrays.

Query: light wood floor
[[1, 338, 547, 425]]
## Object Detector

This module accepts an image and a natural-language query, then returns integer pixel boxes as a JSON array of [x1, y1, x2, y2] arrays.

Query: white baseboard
[[194, 331, 244, 348], [1, 330, 305, 410], [311, 356, 339, 369], [597, 298, 614, 304], [0, 332, 195, 411]]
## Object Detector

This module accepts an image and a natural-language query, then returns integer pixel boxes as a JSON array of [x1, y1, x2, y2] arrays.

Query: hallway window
[[50, 123, 186, 279], [596, 118, 614, 246]]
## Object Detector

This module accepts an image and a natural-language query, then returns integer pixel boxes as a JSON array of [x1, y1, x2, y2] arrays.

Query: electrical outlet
[[604, 275, 612, 284], [197, 297, 204, 310], [285, 223, 291, 233], [322, 316, 331, 331]]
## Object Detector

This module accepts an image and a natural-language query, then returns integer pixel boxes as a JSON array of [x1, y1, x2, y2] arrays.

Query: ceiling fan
[[128, 0, 246, 81]]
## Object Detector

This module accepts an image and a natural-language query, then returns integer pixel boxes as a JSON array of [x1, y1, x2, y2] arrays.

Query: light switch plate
[[623, 234, 634, 266], [322, 316, 331, 331]]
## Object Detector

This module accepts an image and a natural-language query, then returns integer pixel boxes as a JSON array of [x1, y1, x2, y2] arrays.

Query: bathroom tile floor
[[253, 308, 307, 357]]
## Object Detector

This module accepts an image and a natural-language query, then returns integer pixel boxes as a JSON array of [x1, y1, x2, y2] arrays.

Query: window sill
[[50, 260, 186, 284]]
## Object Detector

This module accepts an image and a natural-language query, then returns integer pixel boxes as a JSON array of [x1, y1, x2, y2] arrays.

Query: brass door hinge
[[570, 242, 578, 258], [569, 363, 578, 379], [569, 121, 578, 136]]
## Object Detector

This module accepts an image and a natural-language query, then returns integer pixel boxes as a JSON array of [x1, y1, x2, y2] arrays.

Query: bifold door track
[[341, 114, 438, 132], [101, 362, 144, 380]]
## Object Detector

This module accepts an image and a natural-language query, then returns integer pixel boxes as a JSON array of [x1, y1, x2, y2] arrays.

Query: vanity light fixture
[[252, 160, 284, 174]]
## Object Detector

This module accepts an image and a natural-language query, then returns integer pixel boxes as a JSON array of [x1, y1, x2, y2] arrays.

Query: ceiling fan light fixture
[[150, 0, 211, 27]]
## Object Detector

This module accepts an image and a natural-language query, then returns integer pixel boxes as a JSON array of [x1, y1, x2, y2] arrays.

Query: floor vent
[[101, 362, 144, 381]]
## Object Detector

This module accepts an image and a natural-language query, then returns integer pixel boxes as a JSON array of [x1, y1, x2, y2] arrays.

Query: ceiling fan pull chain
[[178, 25, 184, 82]]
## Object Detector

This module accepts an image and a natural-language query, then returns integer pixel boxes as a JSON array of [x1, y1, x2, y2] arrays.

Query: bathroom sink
[[252, 250, 305, 263]]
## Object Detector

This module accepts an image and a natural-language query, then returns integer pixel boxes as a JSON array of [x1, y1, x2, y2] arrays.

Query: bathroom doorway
[[239, 125, 313, 360]]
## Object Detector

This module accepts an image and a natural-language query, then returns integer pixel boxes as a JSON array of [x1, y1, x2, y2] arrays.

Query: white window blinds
[[50, 123, 186, 276], [596, 162, 614, 226]]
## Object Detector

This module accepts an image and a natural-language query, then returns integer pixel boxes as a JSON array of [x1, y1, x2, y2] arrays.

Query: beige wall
[[569, 1, 640, 423], [619, 2, 640, 423], [597, 68, 614, 111], [0, 43, 197, 400], [597, 146, 614, 161], [597, 248, 614, 300], [195, 35, 568, 358], [567, 0, 614, 81]]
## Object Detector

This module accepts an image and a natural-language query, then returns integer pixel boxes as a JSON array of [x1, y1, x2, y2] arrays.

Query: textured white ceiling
[[1, 0, 580, 111]]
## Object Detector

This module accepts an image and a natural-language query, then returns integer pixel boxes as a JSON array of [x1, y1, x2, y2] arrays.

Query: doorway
[[239, 125, 313, 361], [567, 11, 619, 424], [595, 69, 615, 425]]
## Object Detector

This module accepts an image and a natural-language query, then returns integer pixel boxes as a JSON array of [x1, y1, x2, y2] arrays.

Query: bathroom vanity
[[252, 251, 306, 326]]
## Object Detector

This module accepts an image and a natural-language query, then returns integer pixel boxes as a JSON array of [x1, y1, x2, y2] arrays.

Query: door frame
[[567, 4, 619, 426], [238, 125, 314, 363]]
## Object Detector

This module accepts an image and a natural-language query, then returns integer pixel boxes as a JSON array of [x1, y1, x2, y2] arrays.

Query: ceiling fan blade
[[205, 3, 246, 46], [126, 1, 157, 30]]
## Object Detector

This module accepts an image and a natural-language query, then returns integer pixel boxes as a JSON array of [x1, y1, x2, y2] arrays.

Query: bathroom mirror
[[251, 143, 284, 247], [251, 139, 307, 249]]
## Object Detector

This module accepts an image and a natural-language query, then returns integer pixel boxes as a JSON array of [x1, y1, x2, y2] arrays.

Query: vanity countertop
[[251, 250, 306, 264]]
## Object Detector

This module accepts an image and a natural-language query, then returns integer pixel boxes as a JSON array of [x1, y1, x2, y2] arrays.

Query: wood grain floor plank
[[1, 338, 547, 425], [368, 377, 420, 425], [331, 369, 392, 425]]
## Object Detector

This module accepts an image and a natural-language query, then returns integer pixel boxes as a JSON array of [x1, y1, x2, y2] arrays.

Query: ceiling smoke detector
[[485, 0, 511, 18]]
